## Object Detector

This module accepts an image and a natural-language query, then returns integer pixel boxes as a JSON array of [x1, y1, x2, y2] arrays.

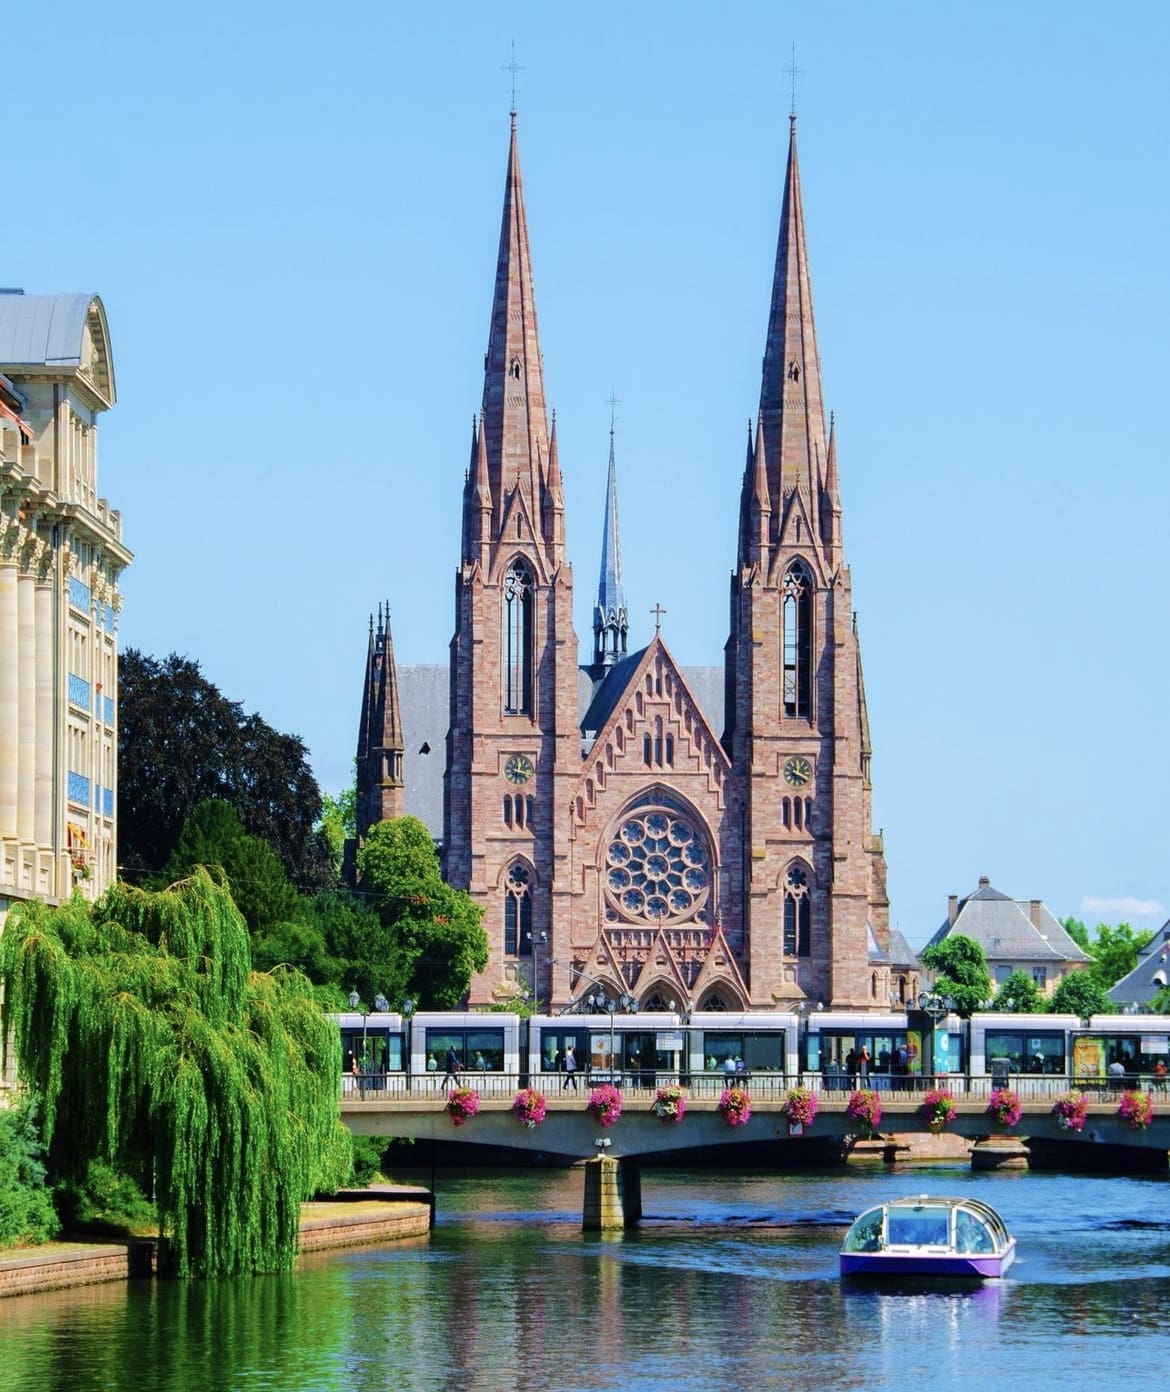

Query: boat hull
[[840, 1239, 1016, 1280]]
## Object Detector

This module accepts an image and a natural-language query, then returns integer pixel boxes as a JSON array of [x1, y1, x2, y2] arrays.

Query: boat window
[[955, 1210, 994, 1254], [888, 1209, 949, 1247], [842, 1209, 883, 1253]]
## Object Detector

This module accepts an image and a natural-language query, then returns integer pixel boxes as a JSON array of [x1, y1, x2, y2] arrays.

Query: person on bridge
[[563, 1044, 578, 1090], [442, 1047, 462, 1091]]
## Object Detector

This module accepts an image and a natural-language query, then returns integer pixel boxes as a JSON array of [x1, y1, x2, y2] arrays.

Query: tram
[[330, 1007, 1170, 1094]]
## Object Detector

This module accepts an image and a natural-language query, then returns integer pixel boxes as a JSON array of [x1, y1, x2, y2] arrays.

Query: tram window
[[426, 1031, 463, 1067], [705, 1033, 743, 1069], [743, 1034, 785, 1072], [466, 1030, 505, 1071], [539, 1031, 584, 1072]]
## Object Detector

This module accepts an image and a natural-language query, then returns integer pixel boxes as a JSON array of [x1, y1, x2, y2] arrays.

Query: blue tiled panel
[[103, 603, 115, 629], [67, 673, 92, 708], [103, 695, 115, 724], [102, 786, 114, 818], [67, 770, 90, 805], [68, 576, 92, 612]]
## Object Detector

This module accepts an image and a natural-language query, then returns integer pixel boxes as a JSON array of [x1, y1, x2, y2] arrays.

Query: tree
[[0, 1097, 59, 1248], [319, 785, 357, 879], [0, 870, 351, 1276], [1048, 969, 1113, 1019], [118, 650, 334, 890], [1086, 923, 1153, 991], [356, 817, 488, 1008], [919, 935, 993, 1017], [991, 970, 1044, 1014], [1061, 916, 1090, 952]]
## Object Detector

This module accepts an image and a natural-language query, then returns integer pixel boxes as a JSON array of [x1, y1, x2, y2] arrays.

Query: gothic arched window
[[504, 861, 533, 957], [782, 561, 812, 718], [503, 560, 534, 715], [783, 863, 811, 958]]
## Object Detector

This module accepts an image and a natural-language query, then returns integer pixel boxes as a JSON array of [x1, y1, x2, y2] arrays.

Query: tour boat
[[840, 1195, 1017, 1279]]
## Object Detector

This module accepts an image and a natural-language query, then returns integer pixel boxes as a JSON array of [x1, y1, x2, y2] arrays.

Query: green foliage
[[312, 889, 405, 1006], [348, 1136, 388, 1187], [919, 935, 993, 1017], [0, 1096, 59, 1248], [0, 870, 351, 1276], [1061, 916, 1091, 951], [319, 785, 357, 877], [54, 1160, 156, 1236], [1061, 916, 1151, 991], [1087, 922, 1153, 990], [1048, 969, 1114, 1019], [357, 817, 488, 1009], [118, 650, 334, 890], [991, 970, 1044, 1014]]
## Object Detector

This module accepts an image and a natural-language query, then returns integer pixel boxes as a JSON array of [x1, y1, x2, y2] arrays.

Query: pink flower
[[718, 1086, 752, 1128]]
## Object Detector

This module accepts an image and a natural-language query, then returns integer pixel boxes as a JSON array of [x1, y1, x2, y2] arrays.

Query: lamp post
[[402, 996, 415, 1093], [589, 991, 619, 1081], [917, 990, 954, 1083]]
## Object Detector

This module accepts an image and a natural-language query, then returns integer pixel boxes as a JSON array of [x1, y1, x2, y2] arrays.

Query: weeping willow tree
[[0, 868, 351, 1277]]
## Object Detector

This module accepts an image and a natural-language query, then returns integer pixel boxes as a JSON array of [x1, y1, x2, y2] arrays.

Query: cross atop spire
[[502, 40, 525, 117]]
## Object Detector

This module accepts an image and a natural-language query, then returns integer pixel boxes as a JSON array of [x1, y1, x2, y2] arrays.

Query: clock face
[[783, 755, 813, 788], [504, 754, 535, 785]]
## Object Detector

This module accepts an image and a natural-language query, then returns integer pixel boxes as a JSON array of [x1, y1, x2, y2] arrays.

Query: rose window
[[603, 808, 710, 925]]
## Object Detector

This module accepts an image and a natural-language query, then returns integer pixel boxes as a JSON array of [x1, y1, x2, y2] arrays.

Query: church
[[355, 113, 918, 1015]]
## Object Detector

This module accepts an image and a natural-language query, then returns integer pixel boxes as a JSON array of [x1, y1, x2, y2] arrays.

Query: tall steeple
[[355, 602, 405, 838], [592, 420, 628, 672], [480, 114, 551, 532], [725, 116, 890, 1011], [756, 115, 829, 537]]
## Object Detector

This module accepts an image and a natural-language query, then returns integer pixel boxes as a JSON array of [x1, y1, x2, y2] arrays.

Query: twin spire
[[743, 116, 841, 569], [468, 112, 841, 627], [476, 115, 553, 549]]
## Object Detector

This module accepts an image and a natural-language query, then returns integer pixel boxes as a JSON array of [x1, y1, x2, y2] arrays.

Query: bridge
[[341, 1075, 1169, 1226]]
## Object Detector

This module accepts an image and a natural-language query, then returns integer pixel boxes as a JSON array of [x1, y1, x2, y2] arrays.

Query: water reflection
[[1, 1166, 1169, 1392]]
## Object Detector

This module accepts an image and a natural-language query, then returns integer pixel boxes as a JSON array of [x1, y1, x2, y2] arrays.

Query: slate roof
[[924, 878, 1090, 964], [1107, 920, 1170, 1007], [0, 292, 96, 367]]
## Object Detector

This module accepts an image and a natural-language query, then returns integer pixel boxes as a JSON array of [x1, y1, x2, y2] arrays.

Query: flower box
[[651, 1084, 687, 1125], [512, 1087, 546, 1130], [717, 1086, 752, 1128], [588, 1083, 623, 1127], [446, 1086, 480, 1127]]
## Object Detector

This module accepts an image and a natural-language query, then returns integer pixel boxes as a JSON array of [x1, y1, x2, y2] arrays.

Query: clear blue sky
[[13, 2, 1168, 947]]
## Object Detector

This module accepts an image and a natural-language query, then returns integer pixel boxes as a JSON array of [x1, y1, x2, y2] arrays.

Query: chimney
[[1029, 900, 1042, 928], [947, 895, 958, 926], [978, 875, 990, 889]]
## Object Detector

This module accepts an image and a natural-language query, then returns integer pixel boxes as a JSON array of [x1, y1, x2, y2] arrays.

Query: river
[[1, 1161, 1167, 1391]]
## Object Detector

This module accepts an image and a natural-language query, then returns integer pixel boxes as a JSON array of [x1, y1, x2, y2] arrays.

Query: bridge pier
[[582, 1156, 642, 1231]]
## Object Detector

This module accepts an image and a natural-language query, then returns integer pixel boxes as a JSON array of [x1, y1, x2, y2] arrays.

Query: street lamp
[[590, 991, 618, 1081], [402, 997, 415, 1093], [917, 990, 954, 1083]]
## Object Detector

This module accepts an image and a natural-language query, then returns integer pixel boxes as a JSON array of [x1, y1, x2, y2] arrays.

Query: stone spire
[[593, 421, 628, 671], [480, 114, 551, 535], [354, 602, 404, 837], [757, 116, 829, 536]]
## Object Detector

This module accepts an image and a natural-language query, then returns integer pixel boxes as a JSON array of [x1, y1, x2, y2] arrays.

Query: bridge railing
[[340, 1070, 1170, 1104]]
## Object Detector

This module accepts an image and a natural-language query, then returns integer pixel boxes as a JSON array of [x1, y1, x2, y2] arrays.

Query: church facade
[[357, 116, 913, 1014]]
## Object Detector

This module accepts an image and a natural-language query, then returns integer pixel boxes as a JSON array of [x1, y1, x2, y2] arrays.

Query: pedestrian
[[351, 1054, 363, 1097], [563, 1043, 578, 1090], [441, 1045, 462, 1091], [846, 1048, 858, 1082], [858, 1046, 870, 1080]]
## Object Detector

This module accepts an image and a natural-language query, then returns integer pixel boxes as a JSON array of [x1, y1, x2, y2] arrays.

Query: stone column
[[581, 1154, 641, 1231], [34, 558, 54, 849], [16, 541, 38, 844], [0, 522, 20, 840]]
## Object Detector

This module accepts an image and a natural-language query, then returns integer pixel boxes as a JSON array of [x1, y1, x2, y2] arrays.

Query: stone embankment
[[0, 1186, 432, 1299]]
